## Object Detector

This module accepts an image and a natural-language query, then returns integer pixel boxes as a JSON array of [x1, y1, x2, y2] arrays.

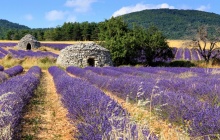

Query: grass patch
[[0, 54, 23, 68], [18, 74, 45, 139], [0, 56, 57, 69]]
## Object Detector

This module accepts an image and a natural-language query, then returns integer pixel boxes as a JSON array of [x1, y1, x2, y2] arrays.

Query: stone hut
[[17, 34, 41, 50], [56, 42, 113, 67]]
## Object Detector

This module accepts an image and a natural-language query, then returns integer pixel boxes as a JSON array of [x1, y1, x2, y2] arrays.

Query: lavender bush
[[0, 47, 9, 55], [0, 65, 4, 71], [184, 48, 191, 60], [0, 72, 8, 84], [4, 65, 23, 77], [41, 43, 71, 50], [0, 52, 5, 58], [8, 49, 58, 58], [0, 42, 16, 47], [0, 66, 41, 139], [191, 49, 200, 61]]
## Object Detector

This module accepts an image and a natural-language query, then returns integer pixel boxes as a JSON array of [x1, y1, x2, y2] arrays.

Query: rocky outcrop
[[17, 34, 41, 50], [56, 42, 113, 67]]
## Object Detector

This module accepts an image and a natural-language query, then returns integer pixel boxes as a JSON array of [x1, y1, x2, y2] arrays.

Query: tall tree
[[143, 26, 174, 65], [193, 25, 220, 63], [98, 17, 135, 66], [99, 17, 173, 66]]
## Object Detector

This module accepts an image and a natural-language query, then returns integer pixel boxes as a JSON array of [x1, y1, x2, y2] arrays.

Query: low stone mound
[[56, 42, 113, 67], [17, 34, 41, 50]]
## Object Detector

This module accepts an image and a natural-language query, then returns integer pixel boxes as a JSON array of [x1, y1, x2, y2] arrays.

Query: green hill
[[121, 9, 220, 39], [0, 19, 30, 39]]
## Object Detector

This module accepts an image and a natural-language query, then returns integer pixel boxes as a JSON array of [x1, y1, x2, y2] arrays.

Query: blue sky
[[1, 0, 220, 28]]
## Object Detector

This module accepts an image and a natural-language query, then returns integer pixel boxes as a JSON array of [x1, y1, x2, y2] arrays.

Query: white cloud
[[197, 5, 210, 11], [24, 14, 33, 21], [64, 0, 97, 12], [45, 10, 67, 21], [112, 3, 175, 17]]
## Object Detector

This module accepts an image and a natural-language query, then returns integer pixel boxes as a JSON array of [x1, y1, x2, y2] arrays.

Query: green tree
[[143, 26, 174, 65], [99, 17, 173, 66], [98, 17, 135, 66], [81, 21, 91, 41]]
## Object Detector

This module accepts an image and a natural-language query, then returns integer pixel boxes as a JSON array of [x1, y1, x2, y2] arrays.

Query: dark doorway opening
[[87, 58, 95, 67], [27, 43, 31, 50]]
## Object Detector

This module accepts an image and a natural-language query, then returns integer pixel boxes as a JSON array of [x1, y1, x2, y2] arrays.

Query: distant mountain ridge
[[121, 9, 220, 39], [1, 9, 220, 40], [0, 19, 30, 39]]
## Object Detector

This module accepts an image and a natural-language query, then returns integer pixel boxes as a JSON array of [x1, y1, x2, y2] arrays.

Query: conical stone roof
[[57, 42, 113, 67], [17, 34, 41, 50]]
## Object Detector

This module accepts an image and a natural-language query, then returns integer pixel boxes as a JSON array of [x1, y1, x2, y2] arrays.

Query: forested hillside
[[122, 9, 220, 39], [0, 19, 30, 39], [1, 9, 220, 40]]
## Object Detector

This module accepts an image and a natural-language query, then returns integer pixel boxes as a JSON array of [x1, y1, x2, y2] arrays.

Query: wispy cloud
[[64, 0, 97, 13], [112, 3, 175, 17], [24, 14, 34, 21], [45, 10, 67, 21], [197, 5, 210, 11]]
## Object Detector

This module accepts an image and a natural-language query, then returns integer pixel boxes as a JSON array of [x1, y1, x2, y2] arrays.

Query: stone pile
[[17, 34, 41, 50], [56, 42, 113, 67]]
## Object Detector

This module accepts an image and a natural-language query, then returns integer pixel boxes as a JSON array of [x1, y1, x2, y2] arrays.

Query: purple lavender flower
[[0, 66, 41, 139], [4, 65, 23, 77], [50, 66, 157, 140], [0, 65, 4, 71]]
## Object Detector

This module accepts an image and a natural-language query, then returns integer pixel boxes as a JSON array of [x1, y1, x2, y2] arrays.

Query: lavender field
[[0, 41, 220, 139], [2, 41, 220, 62], [0, 63, 220, 139]]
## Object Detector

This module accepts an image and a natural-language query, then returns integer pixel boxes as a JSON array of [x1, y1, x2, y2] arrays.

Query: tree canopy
[[122, 9, 220, 39], [98, 17, 174, 66]]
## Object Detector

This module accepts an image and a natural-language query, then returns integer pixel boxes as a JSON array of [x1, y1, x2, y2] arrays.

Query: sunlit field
[[168, 39, 220, 48]]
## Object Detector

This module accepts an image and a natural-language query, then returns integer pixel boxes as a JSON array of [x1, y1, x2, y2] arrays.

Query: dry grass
[[167, 40, 220, 49], [102, 90, 190, 140], [194, 60, 220, 68], [0, 40, 19, 43], [0, 55, 57, 69], [38, 46, 60, 55], [20, 71, 76, 140], [40, 41, 94, 44], [167, 40, 189, 48], [0, 54, 23, 68]]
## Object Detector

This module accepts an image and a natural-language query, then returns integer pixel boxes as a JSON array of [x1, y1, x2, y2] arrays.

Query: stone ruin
[[17, 34, 41, 50], [56, 42, 113, 67]]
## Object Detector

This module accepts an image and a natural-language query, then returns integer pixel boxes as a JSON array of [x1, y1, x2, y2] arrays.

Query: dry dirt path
[[19, 71, 76, 140]]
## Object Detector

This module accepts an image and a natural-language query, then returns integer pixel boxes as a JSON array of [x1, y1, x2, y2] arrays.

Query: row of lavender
[[0, 42, 70, 50], [0, 66, 41, 139], [174, 47, 202, 61], [67, 66, 220, 139], [174, 47, 220, 61], [49, 66, 158, 140], [0, 65, 24, 84], [0, 42, 17, 47], [0, 47, 58, 59]]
